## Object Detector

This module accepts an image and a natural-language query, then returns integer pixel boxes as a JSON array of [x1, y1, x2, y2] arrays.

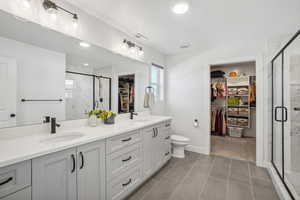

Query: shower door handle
[[283, 107, 288, 122], [274, 106, 282, 122]]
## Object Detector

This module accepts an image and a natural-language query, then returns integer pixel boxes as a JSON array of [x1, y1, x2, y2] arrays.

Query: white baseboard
[[185, 145, 210, 155], [266, 162, 294, 200]]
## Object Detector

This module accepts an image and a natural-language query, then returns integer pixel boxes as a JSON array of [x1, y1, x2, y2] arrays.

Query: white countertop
[[0, 115, 171, 168]]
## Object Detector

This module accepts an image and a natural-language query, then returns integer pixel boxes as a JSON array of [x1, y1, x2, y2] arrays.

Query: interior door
[[272, 54, 284, 177], [0, 57, 17, 128]]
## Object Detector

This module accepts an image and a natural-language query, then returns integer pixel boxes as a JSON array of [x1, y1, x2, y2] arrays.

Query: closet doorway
[[210, 62, 256, 162], [118, 74, 135, 113]]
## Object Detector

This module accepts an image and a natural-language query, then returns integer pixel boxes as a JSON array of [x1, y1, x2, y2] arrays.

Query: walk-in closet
[[210, 62, 256, 162], [118, 74, 135, 113]]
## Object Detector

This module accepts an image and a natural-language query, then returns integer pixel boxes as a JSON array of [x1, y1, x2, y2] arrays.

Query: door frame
[[207, 56, 265, 167]]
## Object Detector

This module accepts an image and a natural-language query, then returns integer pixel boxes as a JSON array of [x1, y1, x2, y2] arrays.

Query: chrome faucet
[[51, 117, 61, 134], [130, 112, 138, 120]]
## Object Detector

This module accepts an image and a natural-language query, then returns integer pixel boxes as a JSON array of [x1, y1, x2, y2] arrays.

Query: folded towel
[[148, 92, 155, 108], [144, 93, 150, 108]]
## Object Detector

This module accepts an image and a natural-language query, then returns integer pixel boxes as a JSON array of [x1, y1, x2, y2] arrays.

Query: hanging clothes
[[211, 80, 227, 102], [211, 108, 227, 136]]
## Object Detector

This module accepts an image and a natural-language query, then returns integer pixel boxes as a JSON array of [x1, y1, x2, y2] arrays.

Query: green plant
[[87, 109, 116, 120], [87, 109, 102, 118], [99, 110, 116, 120]]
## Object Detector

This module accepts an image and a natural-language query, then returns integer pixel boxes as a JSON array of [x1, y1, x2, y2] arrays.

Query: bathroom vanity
[[0, 115, 172, 200]]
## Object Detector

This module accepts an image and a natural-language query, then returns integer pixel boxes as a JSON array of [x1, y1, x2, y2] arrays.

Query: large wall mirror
[[0, 10, 150, 129]]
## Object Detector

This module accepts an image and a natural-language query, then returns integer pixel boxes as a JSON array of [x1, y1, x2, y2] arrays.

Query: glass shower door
[[272, 54, 284, 177], [284, 34, 300, 198]]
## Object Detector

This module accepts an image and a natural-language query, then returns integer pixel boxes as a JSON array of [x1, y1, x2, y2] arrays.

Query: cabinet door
[[142, 127, 156, 179], [153, 126, 165, 171], [32, 148, 77, 200], [77, 141, 106, 200]]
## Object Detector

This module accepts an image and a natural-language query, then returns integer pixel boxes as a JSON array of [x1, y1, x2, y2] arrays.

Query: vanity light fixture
[[121, 39, 144, 57], [79, 42, 90, 48], [172, 1, 189, 14], [43, 0, 79, 25]]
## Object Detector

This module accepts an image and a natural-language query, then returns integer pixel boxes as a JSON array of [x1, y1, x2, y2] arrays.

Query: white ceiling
[[67, 0, 300, 55]]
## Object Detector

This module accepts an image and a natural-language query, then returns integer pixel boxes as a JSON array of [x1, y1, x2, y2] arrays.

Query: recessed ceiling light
[[172, 2, 189, 14], [83, 63, 89, 66], [79, 42, 90, 48]]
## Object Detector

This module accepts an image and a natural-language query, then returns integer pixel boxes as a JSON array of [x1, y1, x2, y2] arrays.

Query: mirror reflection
[[0, 10, 151, 129]]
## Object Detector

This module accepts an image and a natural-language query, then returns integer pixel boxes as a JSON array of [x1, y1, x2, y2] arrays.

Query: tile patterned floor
[[211, 136, 256, 162], [126, 152, 279, 200]]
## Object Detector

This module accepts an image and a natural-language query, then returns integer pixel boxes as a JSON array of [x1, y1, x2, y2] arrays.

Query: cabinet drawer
[[107, 143, 142, 180], [0, 187, 31, 200], [107, 165, 142, 200], [106, 131, 141, 154], [0, 161, 31, 198]]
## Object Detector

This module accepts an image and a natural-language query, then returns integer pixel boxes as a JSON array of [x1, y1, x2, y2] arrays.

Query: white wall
[[166, 40, 267, 161], [0, 36, 66, 125], [0, 0, 165, 66]]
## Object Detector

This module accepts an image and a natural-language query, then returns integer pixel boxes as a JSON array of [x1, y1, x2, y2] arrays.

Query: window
[[150, 64, 164, 101]]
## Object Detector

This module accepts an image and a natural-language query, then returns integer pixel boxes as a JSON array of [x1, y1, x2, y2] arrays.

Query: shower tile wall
[[290, 55, 300, 173], [65, 66, 94, 120]]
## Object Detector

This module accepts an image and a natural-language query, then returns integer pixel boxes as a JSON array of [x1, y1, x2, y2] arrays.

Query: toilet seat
[[171, 135, 190, 143]]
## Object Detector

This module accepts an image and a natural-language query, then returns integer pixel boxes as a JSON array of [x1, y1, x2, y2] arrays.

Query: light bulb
[[21, 0, 31, 9], [121, 41, 128, 51], [72, 14, 78, 28], [130, 46, 137, 54], [73, 20, 78, 28], [50, 13, 57, 20], [138, 49, 144, 56]]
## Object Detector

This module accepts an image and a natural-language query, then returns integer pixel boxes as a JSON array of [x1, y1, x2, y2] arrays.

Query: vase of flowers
[[100, 110, 116, 125], [87, 109, 101, 127]]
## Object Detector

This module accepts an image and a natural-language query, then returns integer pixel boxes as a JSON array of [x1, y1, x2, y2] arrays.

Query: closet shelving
[[226, 76, 251, 129]]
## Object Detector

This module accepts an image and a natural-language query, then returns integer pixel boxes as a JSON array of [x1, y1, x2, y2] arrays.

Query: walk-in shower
[[271, 30, 300, 199]]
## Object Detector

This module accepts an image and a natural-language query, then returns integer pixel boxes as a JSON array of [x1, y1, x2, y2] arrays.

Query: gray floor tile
[[143, 178, 180, 200], [249, 162, 271, 181], [230, 159, 250, 183], [127, 152, 280, 200], [170, 172, 208, 200], [252, 178, 280, 200], [210, 156, 230, 180], [226, 180, 253, 200], [126, 178, 158, 200], [200, 177, 227, 200]]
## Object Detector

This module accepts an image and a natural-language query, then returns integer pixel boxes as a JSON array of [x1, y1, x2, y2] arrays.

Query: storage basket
[[228, 127, 244, 137]]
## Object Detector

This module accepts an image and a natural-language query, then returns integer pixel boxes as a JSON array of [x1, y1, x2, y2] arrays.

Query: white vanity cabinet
[[0, 161, 31, 200], [32, 140, 106, 200], [106, 131, 143, 200], [77, 141, 106, 200], [0, 187, 31, 200], [32, 148, 77, 200], [142, 121, 172, 180]]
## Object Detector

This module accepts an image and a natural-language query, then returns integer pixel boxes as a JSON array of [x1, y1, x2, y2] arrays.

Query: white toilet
[[171, 135, 190, 158]]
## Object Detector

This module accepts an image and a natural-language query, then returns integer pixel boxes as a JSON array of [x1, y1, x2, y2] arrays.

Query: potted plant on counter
[[87, 109, 101, 127], [99, 110, 116, 124]]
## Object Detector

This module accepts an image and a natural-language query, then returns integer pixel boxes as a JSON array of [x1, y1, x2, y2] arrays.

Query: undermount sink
[[40, 132, 84, 144], [133, 118, 151, 123]]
